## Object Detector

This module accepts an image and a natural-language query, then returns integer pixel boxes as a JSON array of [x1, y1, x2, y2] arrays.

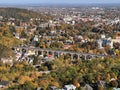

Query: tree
[[38, 79, 49, 90], [50, 42, 63, 49], [20, 81, 37, 90], [33, 55, 39, 65], [0, 44, 13, 58], [20, 30, 27, 38], [9, 26, 16, 34], [73, 78, 80, 88], [18, 76, 32, 84]]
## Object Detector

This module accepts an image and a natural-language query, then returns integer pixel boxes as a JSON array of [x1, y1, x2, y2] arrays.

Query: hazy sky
[[0, 0, 120, 4]]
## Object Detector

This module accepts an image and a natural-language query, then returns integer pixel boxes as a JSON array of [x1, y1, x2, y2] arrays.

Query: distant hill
[[0, 8, 41, 20]]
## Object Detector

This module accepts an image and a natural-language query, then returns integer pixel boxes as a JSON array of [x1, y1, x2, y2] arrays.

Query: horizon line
[[0, 3, 120, 7]]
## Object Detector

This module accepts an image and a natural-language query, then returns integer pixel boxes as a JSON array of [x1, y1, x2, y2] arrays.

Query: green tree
[[20, 30, 27, 38]]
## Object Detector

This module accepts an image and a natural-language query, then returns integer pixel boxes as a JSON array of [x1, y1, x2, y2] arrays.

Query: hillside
[[0, 8, 42, 58], [0, 25, 22, 58], [0, 8, 41, 20]]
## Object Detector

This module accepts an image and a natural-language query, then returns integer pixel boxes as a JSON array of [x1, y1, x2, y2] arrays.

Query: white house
[[113, 88, 120, 90], [1, 57, 13, 64], [107, 37, 113, 49], [27, 50, 36, 56], [97, 39, 103, 49], [64, 84, 76, 90], [101, 34, 106, 39], [34, 35, 39, 42], [84, 84, 93, 90]]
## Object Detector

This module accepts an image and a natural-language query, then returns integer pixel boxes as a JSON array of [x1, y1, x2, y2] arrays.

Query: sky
[[0, 0, 120, 5]]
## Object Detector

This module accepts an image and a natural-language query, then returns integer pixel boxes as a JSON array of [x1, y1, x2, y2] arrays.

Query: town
[[0, 6, 120, 90]]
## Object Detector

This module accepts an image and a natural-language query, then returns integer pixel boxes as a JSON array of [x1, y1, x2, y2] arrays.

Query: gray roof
[[0, 80, 9, 86]]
